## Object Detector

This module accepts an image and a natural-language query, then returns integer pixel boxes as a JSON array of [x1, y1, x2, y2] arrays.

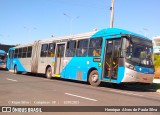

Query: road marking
[[39, 78, 51, 81], [6, 78, 18, 82], [109, 89, 143, 97], [65, 93, 97, 102]]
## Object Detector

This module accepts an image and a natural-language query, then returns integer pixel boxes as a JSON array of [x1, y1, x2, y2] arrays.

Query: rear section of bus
[[0, 50, 7, 69]]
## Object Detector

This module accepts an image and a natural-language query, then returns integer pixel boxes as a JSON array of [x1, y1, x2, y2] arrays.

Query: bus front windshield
[[124, 37, 153, 67], [0, 54, 6, 62]]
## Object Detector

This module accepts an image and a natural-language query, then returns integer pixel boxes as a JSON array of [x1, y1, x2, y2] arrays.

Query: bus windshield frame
[[121, 36, 154, 68], [0, 53, 7, 62]]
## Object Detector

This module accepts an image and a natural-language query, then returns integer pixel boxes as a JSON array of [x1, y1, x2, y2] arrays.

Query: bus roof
[[10, 28, 151, 50], [0, 50, 6, 54], [91, 28, 150, 40], [12, 31, 97, 49]]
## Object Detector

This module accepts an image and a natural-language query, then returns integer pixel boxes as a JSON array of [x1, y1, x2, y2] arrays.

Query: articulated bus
[[7, 28, 154, 86], [0, 50, 7, 69]]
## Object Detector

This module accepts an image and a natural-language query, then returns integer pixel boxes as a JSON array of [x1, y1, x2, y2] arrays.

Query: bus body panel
[[60, 57, 101, 81], [13, 58, 27, 72], [19, 58, 32, 72], [117, 66, 125, 83], [122, 67, 154, 83], [37, 57, 55, 74], [134, 66, 154, 74], [38, 57, 52, 74]]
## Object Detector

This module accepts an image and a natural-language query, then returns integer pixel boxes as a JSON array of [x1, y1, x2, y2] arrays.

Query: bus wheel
[[88, 70, 101, 86], [14, 65, 18, 74], [46, 67, 52, 79]]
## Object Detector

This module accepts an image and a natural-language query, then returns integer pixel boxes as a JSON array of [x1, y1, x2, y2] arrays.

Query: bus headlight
[[125, 63, 136, 71]]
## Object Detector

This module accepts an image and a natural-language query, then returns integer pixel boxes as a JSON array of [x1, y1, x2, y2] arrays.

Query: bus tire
[[88, 70, 101, 86], [14, 65, 18, 74], [46, 67, 52, 79]]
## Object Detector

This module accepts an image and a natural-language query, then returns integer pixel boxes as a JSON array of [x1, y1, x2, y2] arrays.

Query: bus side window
[[66, 40, 76, 57], [22, 47, 27, 58], [27, 46, 32, 58], [41, 44, 48, 57], [48, 43, 55, 57], [14, 49, 19, 58], [88, 38, 102, 57], [18, 48, 22, 58], [76, 39, 88, 57], [93, 49, 101, 56]]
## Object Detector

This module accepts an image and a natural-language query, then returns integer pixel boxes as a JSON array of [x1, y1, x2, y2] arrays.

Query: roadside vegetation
[[154, 54, 160, 79], [143, 83, 160, 90]]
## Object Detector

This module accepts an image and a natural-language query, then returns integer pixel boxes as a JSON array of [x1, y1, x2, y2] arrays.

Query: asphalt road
[[0, 69, 160, 108]]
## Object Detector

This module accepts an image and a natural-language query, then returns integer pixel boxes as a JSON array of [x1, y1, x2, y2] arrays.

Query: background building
[[153, 36, 160, 79], [153, 36, 160, 54], [0, 44, 15, 52], [153, 36, 160, 46]]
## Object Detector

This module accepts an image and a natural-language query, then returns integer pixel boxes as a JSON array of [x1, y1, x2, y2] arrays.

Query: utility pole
[[110, 0, 115, 28], [143, 28, 149, 37], [63, 13, 79, 35]]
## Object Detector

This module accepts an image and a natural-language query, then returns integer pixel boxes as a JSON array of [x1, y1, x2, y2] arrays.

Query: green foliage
[[15, 44, 21, 46], [154, 54, 160, 69]]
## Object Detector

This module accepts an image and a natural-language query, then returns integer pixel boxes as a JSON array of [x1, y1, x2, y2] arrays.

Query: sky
[[0, 0, 160, 45]]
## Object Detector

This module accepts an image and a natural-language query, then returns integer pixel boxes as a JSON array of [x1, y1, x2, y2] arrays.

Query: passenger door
[[8, 50, 14, 70], [54, 43, 66, 75], [104, 39, 121, 80]]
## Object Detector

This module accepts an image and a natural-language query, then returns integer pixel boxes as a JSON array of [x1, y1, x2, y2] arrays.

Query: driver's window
[[121, 37, 129, 58]]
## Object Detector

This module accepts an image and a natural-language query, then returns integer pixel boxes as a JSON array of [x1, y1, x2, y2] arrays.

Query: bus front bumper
[[121, 68, 154, 83]]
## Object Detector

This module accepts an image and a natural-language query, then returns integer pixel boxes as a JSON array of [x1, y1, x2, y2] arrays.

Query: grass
[[154, 54, 160, 79], [148, 83, 160, 89], [154, 54, 160, 69]]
